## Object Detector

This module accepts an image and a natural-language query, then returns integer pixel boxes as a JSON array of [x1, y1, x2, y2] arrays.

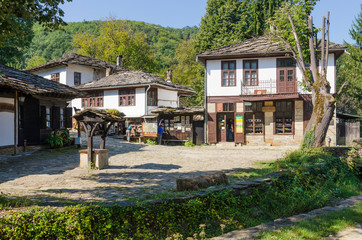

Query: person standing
[[126, 124, 132, 142], [158, 120, 164, 145]]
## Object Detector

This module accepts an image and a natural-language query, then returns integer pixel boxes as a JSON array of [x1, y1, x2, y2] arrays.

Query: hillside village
[[0, 0, 361, 239]]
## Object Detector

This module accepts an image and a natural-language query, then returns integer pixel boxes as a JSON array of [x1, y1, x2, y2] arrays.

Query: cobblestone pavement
[[0, 136, 297, 206]]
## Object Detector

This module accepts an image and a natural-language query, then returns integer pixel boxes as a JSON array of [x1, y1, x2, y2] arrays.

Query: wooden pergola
[[73, 109, 124, 162]]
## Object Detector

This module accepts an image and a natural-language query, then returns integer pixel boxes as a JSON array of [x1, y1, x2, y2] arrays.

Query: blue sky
[[60, 0, 361, 44]]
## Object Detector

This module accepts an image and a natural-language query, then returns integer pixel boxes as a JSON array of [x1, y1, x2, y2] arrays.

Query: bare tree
[[270, 4, 347, 148]]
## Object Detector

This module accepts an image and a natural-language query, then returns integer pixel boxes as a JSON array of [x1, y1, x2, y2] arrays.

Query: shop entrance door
[[217, 113, 234, 142]]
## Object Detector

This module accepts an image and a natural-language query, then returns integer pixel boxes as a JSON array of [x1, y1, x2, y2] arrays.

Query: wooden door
[[277, 59, 296, 93], [193, 121, 204, 145], [217, 113, 226, 142]]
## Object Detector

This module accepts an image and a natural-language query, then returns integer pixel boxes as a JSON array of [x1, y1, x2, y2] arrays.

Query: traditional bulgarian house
[[0, 63, 83, 152], [196, 36, 346, 146], [74, 69, 195, 136], [25, 53, 123, 114], [25, 53, 195, 137]]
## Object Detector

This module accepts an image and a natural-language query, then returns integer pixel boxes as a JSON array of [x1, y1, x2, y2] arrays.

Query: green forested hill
[[23, 20, 198, 71]]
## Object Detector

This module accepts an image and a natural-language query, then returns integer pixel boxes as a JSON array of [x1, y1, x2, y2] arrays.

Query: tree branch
[[336, 80, 348, 96], [325, 12, 330, 74], [321, 16, 325, 75], [308, 16, 318, 86], [287, 12, 307, 73]]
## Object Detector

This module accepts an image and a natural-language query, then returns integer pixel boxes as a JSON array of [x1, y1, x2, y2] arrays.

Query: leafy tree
[[337, 5, 362, 115], [194, 0, 289, 52], [25, 55, 47, 69], [0, 0, 72, 44], [268, 0, 350, 148], [73, 19, 157, 73], [172, 39, 204, 106], [0, 17, 33, 67]]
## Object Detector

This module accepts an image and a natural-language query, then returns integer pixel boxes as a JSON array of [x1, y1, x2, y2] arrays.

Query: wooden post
[[100, 122, 113, 149], [13, 91, 18, 155]]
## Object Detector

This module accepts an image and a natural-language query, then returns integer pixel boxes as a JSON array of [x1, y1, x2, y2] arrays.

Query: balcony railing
[[241, 79, 277, 95]]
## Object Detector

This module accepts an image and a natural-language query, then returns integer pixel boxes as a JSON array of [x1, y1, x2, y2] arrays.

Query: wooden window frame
[[45, 106, 51, 129], [74, 72, 81, 86], [81, 91, 104, 108], [221, 61, 236, 87], [60, 108, 65, 129], [147, 88, 158, 106], [274, 101, 294, 135], [119, 88, 136, 106], [244, 102, 264, 135], [51, 73, 60, 83], [222, 103, 234, 112], [243, 60, 258, 86]]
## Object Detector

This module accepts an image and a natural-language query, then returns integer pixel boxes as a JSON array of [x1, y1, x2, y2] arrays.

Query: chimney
[[106, 67, 111, 76], [116, 55, 123, 68], [166, 69, 172, 82]]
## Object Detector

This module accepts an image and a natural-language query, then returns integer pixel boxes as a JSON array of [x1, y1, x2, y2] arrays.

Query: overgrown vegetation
[[0, 148, 360, 239], [257, 202, 362, 239], [146, 138, 158, 145]]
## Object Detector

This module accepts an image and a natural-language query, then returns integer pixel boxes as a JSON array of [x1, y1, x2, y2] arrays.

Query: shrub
[[184, 138, 195, 147], [146, 138, 158, 145], [45, 130, 72, 148]]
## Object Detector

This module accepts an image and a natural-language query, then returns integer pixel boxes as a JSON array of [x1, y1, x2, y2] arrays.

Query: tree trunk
[[304, 81, 335, 147]]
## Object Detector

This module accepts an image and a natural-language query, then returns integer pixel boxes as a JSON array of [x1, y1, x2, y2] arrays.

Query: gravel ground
[[0, 136, 297, 206]]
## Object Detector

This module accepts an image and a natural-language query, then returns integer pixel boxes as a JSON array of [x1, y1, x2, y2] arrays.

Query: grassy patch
[[0, 194, 33, 209], [257, 202, 362, 240]]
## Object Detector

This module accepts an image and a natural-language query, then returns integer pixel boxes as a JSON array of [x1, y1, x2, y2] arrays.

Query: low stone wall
[[145, 171, 282, 206]]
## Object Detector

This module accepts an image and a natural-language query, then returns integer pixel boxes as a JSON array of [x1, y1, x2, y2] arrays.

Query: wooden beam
[[13, 91, 18, 155]]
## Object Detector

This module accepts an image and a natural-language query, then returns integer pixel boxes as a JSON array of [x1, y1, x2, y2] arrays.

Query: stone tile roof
[[25, 53, 122, 73], [197, 35, 346, 60], [73, 108, 124, 122], [151, 106, 204, 115], [75, 69, 195, 94], [0, 63, 84, 98]]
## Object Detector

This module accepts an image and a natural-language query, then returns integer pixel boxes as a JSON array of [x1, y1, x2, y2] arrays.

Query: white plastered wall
[[0, 112, 14, 147], [34, 67, 67, 85], [157, 88, 178, 107], [0, 97, 15, 147], [66, 64, 96, 87]]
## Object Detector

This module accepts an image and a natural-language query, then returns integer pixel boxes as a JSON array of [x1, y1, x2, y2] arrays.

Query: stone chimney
[[116, 55, 123, 68], [166, 69, 172, 82], [106, 68, 111, 76]]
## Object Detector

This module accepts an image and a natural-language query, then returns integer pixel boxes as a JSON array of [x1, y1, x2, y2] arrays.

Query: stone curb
[[210, 194, 362, 240]]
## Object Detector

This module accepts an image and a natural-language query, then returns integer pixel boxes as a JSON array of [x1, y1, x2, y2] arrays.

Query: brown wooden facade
[[206, 94, 313, 145]]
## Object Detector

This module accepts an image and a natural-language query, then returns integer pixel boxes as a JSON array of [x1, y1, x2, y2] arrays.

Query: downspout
[[204, 61, 208, 144], [145, 84, 151, 116], [196, 55, 207, 144]]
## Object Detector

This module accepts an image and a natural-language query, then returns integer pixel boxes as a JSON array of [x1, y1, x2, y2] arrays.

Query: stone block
[[207, 103, 216, 113], [79, 149, 109, 170], [236, 102, 244, 112], [176, 171, 228, 191]]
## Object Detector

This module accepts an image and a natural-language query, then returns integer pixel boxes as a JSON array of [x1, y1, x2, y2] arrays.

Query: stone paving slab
[[211, 195, 362, 240], [0, 135, 296, 205]]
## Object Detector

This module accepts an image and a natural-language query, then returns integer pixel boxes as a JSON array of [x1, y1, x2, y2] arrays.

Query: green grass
[[0, 194, 33, 209], [257, 202, 362, 240]]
